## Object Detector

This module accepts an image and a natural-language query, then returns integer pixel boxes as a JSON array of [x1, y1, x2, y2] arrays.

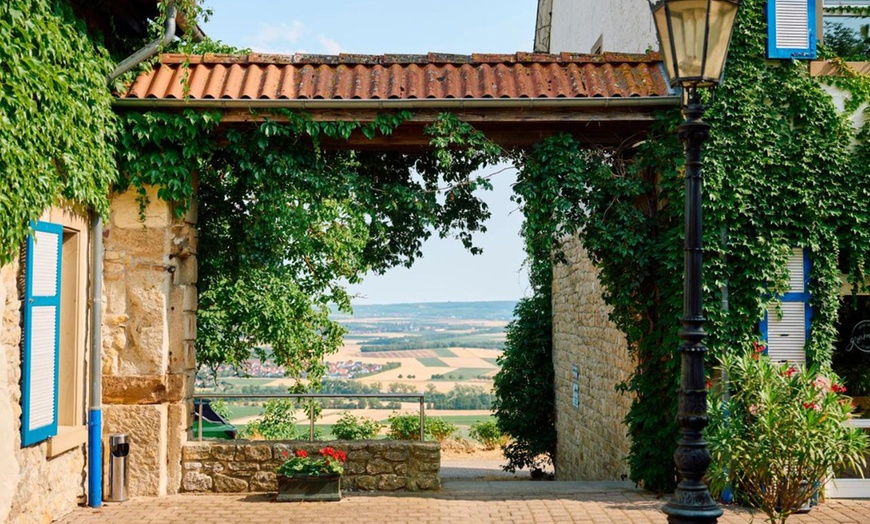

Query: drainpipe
[[87, 214, 104, 507], [107, 3, 178, 84], [89, 2, 187, 507]]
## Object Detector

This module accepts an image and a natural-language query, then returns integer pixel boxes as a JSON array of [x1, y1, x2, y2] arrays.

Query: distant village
[[208, 359, 387, 380]]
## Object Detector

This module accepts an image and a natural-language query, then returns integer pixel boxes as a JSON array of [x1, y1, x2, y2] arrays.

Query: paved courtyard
[[56, 480, 870, 524]]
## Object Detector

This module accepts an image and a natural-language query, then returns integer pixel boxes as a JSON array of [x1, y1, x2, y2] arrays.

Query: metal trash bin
[[107, 434, 129, 502]]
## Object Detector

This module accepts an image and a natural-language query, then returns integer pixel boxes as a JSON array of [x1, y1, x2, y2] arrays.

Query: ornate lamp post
[[647, 1, 741, 523]]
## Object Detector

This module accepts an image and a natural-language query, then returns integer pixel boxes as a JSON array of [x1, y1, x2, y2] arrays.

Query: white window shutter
[[21, 221, 62, 446], [767, 0, 817, 59], [766, 301, 807, 364], [762, 248, 811, 365]]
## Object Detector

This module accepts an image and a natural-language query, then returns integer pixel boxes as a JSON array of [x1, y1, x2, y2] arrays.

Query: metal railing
[[192, 392, 426, 442]]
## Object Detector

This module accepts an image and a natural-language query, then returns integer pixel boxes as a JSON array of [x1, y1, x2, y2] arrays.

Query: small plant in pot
[[707, 343, 868, 523], [275, 447, 347, 502]]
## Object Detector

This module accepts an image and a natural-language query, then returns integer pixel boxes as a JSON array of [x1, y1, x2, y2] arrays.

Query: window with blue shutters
[[21, 221, 63, 447], [760, 248, 812, 364], [768, 0, 818, 59]]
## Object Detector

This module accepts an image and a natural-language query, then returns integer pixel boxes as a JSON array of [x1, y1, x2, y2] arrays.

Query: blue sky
[[201, 0, 539, 305]]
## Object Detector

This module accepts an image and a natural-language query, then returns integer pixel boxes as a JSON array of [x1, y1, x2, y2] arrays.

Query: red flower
[[832, 383, 847, 394], [282, 451, 289, 458], [783, 366, 797, 378], [320, 447, 336, 458], [336, 451, 347, 462], [753, 341, 766, 354], [295, 450, 308, 458]]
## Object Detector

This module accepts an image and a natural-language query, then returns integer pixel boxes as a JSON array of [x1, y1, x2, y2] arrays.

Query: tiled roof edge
[[158, 51, 662, 66]]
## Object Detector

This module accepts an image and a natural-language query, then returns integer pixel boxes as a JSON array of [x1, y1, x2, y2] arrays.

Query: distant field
[[431, 348, 457, 358], [224, 404, 266, 420], [482, 358, 500, 366], [417, 357, 450, 367], [432, 368, 493, 380], [218, 377, 278, 386]]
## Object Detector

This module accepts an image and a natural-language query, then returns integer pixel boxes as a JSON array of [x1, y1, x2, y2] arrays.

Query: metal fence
[[192, 392, 426, 442]]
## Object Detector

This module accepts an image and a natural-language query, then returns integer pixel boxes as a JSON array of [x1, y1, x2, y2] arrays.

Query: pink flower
[[812, 376, 831, 391], [749, 404, 760, 416]]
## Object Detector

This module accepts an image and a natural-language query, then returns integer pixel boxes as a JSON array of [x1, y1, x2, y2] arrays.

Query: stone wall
[[2, 258, 88, 524], [101, 186, 198, 496], [181, 440, 441, 493], [551, 236, 634, 480]]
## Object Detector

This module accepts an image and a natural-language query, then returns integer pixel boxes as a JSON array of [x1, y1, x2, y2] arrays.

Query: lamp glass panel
[[704, 1, 739, 82], [653, 4, 677, 81], [668, 0, 709, 80]]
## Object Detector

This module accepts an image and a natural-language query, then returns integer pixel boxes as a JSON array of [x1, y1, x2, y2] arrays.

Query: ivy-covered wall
[[0, 1, 120, 522], [515, 1, 870, 490], [0, 0, 118, 264]]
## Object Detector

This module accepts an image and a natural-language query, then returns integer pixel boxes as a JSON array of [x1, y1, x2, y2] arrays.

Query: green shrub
[[331, 412, 382, 440], [469, 420, 507, 450], [386, 413, 456, 441], [387, 413, 422, 440], [707, 348, 868, 523], [425, 417, 458, 442], [238, 399, 296, 440]]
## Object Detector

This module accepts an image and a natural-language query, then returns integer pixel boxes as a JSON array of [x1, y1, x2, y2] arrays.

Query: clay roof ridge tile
[[427, 52, 471, 64]]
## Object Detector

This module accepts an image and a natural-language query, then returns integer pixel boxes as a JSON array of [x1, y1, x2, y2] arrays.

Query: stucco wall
[[551, 236, 634, 480], [548, 0, 656, 54]]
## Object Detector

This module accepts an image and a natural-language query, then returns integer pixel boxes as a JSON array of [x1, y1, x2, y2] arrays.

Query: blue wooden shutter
[[760, 248, 812, 364], [21, 221, 63, 446], [767, 0, 817, 59]]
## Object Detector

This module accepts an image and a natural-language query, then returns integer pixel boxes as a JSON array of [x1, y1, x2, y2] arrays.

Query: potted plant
[[276, 447, 347, 502], [707, 344, 868, 523]]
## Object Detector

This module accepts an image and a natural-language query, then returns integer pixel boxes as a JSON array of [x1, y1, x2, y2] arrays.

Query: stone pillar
[[551, 236, 634, 480], [102, 186, 197, 496]]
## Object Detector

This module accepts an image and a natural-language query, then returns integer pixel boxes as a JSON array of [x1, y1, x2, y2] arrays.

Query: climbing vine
[[0, 0, 119, 264], [117, 109, 501, 385], [511, 1, 870, 490]]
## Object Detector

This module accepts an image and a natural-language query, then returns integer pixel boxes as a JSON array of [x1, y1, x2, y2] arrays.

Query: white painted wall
[[545, 0, 657, 54]]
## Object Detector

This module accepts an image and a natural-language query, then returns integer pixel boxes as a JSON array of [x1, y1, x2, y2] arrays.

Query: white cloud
[[246, 20, 306, 52], [318, 35, 344, 55]]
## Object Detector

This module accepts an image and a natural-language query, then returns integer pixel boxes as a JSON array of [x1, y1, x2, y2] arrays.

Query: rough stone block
[[354, 475, 377, 491], [366, 459, 393, 475], [183, 472, 212, 492], [249, 471, 276, 492], [236, 443, 272, 462], [183, 443, 211, 460], [211, 444, 237, 461], [227, 462, 259, 472], [103, 404, 168, 496], [377, 474, 405, 491], [203, 462, 225, 474], [344, 461, 366, 475], [385, 450, 409, 461], [213, 474, 248, 493]]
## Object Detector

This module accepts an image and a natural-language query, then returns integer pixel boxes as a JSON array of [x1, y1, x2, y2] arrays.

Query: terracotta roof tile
[[119, 52, 670, 101]]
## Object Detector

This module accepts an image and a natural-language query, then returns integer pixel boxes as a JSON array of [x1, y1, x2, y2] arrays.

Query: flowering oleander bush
[[707, 345, 868, 523], [276, 447, 347, 477]]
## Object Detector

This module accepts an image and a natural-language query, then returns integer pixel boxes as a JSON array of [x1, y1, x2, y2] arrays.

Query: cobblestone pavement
[[56, 480, 870, 524]]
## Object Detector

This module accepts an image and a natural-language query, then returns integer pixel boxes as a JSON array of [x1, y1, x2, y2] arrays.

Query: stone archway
[[104, 50, 676, 496]]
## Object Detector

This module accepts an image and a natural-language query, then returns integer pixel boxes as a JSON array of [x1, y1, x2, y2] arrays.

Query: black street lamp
[[647, 1, 741, 523]]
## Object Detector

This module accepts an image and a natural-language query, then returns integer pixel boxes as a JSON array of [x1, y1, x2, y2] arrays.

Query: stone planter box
[[277, 474, 341, 502], [181, 440, 440, 494]]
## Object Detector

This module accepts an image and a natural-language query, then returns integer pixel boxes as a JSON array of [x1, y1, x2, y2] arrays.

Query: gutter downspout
[[107, 3, 178, 84], [87, 213, 104, 507], [90, 2, 186, 507]]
